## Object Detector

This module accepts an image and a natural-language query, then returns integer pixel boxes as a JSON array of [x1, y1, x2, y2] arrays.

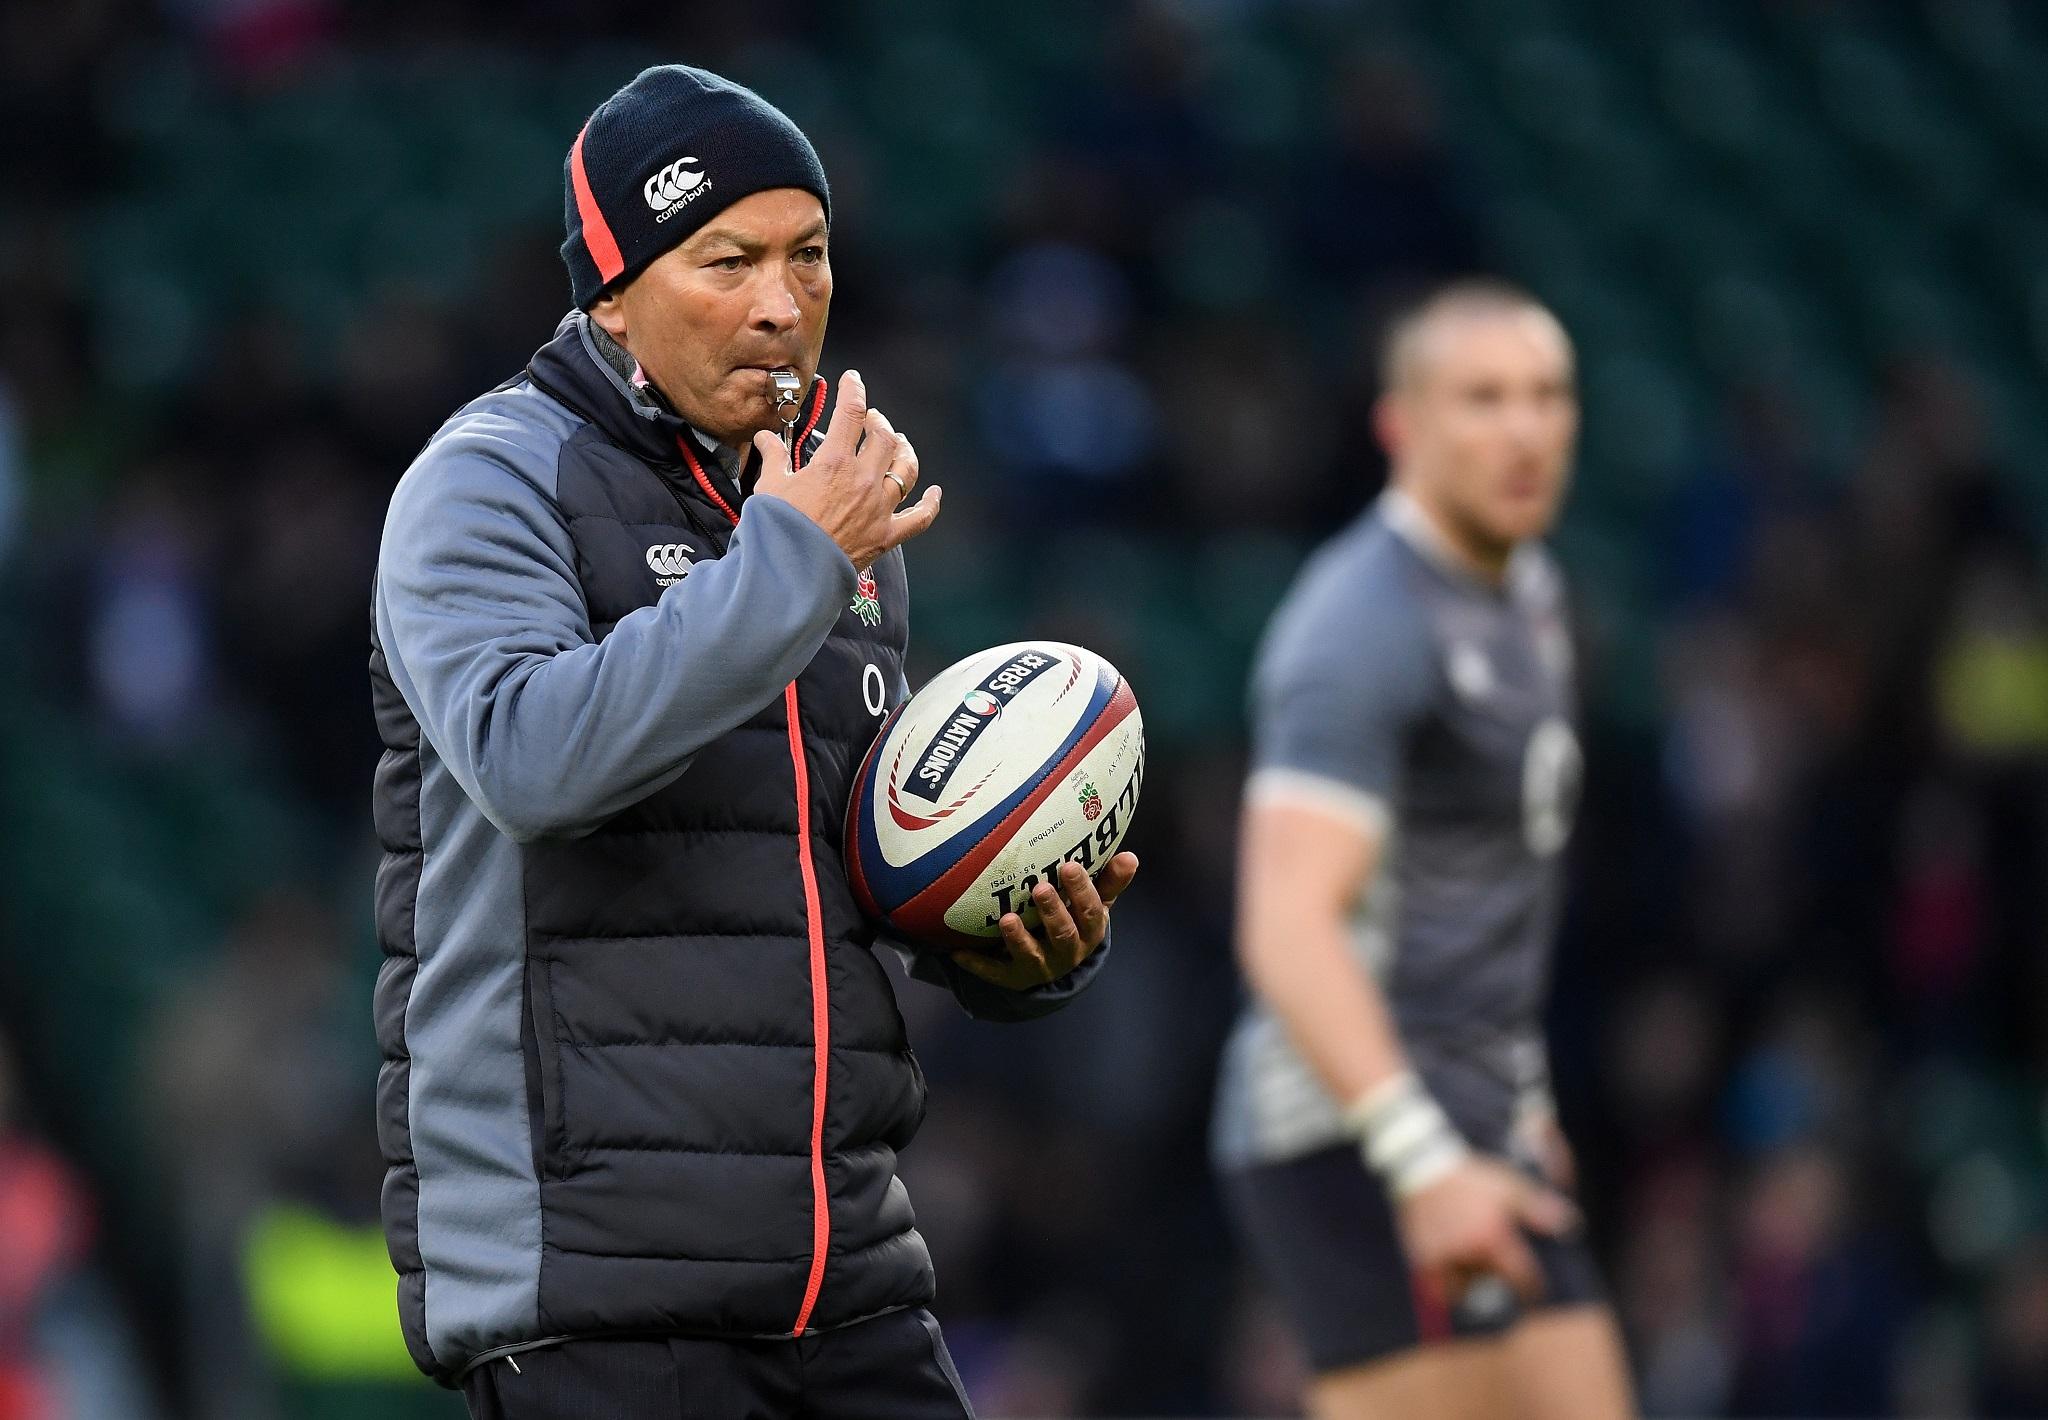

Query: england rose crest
[[1079, 779, 1103, 821], [850, 568, 881, 628]]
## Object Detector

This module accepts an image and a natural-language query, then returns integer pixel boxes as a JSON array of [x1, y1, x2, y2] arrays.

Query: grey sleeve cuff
[[886, 931, 1113, 1024]]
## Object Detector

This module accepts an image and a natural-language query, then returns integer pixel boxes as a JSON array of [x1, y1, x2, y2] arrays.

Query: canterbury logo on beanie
[[643, 157, 708, 215], [561, 64, 831, 310]]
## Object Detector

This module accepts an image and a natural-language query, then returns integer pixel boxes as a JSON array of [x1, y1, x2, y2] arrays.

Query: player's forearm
[[1242, 906, 1473, 1195], [1237, 903, 1410, 1106], [1234, 801, 1474, 1191]]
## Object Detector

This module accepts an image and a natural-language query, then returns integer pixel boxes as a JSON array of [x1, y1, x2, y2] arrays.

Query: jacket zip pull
[[505, 1355, 522, 1375]]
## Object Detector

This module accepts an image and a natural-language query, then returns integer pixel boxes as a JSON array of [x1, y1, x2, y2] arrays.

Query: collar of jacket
[[524, 311, 828, 506]]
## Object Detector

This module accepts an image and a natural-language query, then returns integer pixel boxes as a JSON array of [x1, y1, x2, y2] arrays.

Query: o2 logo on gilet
[[1522, 717, 1582, 857]]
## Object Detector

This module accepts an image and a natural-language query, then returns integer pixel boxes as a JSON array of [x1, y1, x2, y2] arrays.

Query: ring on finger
[[883, 470, 907, 497]]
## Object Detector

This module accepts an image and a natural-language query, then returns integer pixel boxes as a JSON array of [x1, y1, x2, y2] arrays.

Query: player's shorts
[[1219, 1142, 1607, 1376]]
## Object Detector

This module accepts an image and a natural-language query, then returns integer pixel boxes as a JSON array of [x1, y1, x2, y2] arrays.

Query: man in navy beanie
[[369, 63, 1138, 1419]]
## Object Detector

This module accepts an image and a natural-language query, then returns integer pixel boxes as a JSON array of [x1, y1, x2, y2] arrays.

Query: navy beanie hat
[[561, 65, 831, 310]]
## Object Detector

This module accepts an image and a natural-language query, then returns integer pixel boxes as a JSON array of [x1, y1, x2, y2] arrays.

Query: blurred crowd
[[5, 1, 2048, 1417]]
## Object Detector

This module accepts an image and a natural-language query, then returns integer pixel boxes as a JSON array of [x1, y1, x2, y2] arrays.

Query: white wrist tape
[[1345, 1071, 1470, 1199]]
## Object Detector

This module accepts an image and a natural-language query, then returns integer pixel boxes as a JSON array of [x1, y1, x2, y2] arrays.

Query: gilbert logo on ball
[[846, 642, 1144, 952]]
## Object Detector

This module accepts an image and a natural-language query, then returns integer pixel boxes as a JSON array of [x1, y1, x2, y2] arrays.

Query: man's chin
[[686, 400, 779, 453], [688, 368, 820, 450], [1488, 495, 1564, 544]]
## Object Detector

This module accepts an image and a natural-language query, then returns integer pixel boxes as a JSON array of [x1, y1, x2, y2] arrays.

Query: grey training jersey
[[1212, 491, 1582, 1168]]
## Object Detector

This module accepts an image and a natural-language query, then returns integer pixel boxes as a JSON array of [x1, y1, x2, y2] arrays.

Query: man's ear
[[1373, 391, 1407, 462], [589, 290, 629, 344]]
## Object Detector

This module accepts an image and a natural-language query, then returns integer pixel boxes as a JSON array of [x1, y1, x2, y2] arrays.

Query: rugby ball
[[846, 641, 1144, 953]]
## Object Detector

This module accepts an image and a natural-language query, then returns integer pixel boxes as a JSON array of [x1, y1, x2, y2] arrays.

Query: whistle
[[771, 368, 802, 453]]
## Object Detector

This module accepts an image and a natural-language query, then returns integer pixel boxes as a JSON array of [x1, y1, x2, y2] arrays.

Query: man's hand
[[751, 369, 940, 568], [1395, 1154, 1577, 1306], [950, 852, 1139, 990]]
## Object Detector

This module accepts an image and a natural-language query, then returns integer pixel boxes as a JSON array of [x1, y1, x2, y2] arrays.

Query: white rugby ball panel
[[853, 642, 1112, 897], [846, 641, 1145, 951]]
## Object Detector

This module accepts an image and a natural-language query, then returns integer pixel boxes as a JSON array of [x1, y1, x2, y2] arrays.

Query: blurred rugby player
[[1212, 280, 1634, 1420]]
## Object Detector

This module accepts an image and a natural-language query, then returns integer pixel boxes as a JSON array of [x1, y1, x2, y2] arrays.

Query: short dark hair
[[1377, 277, 1566, 391]]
